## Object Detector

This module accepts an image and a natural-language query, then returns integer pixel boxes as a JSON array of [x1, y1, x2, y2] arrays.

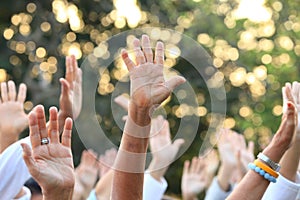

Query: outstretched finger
[[21, 143, 39, 177], [133, 38, 146, 65], [65, 56, 74, 88], [141, 35, 153, 63], [285, 83, 294, 103], [183, 160, 190, 175], [71, 55, 78, 82], [28, 110, 41, 148], [17, 83, 27, 103], [1, 82, 8, 102], [121, 49, 135, 71], [62, 117, 73, 148], [48, 107, 59, 143], [154, 42, 164, 66], [8, 80, 16, 101], [36, 105, 48, 140]]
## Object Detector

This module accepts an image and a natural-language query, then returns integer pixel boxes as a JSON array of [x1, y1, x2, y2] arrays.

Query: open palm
[[122, 35, 185, 109], [21, 105, 74, 195]]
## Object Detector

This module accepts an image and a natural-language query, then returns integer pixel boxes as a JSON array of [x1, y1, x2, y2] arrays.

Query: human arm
[[58, 55, 82, 133], [21, 105, 74, 200], [111, 35, 185, 200], [144, 115, 184, 200], [278, 82, 300, 181], [181, 157, 208, 200], [227, 85, 297, 200], [73, 149, 98, 200], [0, 81, 28, 153]]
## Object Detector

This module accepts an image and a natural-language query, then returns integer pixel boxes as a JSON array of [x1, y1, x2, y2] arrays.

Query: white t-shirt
[[0, 137, 31, 199], [262, 172, 300, 200]]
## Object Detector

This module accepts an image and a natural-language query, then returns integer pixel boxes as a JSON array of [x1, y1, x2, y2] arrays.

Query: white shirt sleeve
[[204, 177, 233, 200], [0, 137, 31, 199], [13, 186, 31, 200], [87, 189, 98, 200], [143, 172, 168, 200], [262, 172, 300, 200]]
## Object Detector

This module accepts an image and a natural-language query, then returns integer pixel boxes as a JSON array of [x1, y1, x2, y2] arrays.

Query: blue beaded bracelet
[[248, 163, 277, 183]]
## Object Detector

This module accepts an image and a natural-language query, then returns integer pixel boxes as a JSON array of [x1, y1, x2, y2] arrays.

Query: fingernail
[[287, 102, 292, 108]]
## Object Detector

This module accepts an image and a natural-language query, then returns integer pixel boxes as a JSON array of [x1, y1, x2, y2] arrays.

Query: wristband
[[254, 159, 279, 178], [257, 152, 281, 172]]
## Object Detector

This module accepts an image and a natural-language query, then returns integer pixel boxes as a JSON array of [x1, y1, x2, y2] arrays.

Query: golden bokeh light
[[239, 106, 253, 118], [223, 117, 236, 129], [229, 67, 246, 87], [40, 22, 51, 32], [233, 0, 272, 23], [26, 3, 37, 13], [272, 105, 282, 116], [36, 47, 47, 58], [0, 69, 7, 82], [3, 28, 14, 40], [113, 0, 142, 28]]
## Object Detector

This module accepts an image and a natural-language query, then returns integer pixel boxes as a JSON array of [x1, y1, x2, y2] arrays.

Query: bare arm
[[0, 81, 28, 153], [227, 85, 297, 200], [111, 35, 185, 200], [279, 82, 300, 181]]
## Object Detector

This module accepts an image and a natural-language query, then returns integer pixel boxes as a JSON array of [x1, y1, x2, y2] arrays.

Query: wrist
[[148, 157, 168, 181], [182, 193, 198, 200], [217, 164, 233, 191], [262, 143, 286, 163], [43, 188, 73, 200]]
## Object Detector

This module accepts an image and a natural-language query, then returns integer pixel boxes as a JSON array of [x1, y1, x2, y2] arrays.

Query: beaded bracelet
[[254, 159, 279, 178], [248, 162, 277, 183]]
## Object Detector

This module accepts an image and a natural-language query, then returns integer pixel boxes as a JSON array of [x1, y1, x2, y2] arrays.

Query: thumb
[[172, 138, 185, 149], [165, 76, 186, 92], [21, 143, 37, 175]]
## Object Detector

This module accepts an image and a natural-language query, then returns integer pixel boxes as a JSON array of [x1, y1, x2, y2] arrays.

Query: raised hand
[[99, 148, 117, 177], [59, 55, 82, 126], [234, 135, 255, 183], [0, 81, 28, 152], [73, 149, 99, 200], [113, 35, 185, 200], [147, 115, 184, 180], [122, 35, 185, 111], [201, 149, 219, 187], [227, 85, 297, 200], [181, 157, 208, 200], [149, 115, 184, 168], [21, 105, 74, 200]]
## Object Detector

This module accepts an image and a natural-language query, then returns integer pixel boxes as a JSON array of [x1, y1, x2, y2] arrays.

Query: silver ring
[[41, 138, 49, 145]]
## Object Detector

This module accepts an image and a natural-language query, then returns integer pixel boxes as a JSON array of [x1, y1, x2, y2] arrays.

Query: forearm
[[217, 164, 234, 191], [111, 103, 151, 200], [227, 144, 285, 200], [0, 132, 19, 153], [279, 137, 300, 182]]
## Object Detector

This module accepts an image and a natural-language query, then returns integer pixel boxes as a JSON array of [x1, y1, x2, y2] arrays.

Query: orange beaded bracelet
[[254, 159, 279, 178]]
